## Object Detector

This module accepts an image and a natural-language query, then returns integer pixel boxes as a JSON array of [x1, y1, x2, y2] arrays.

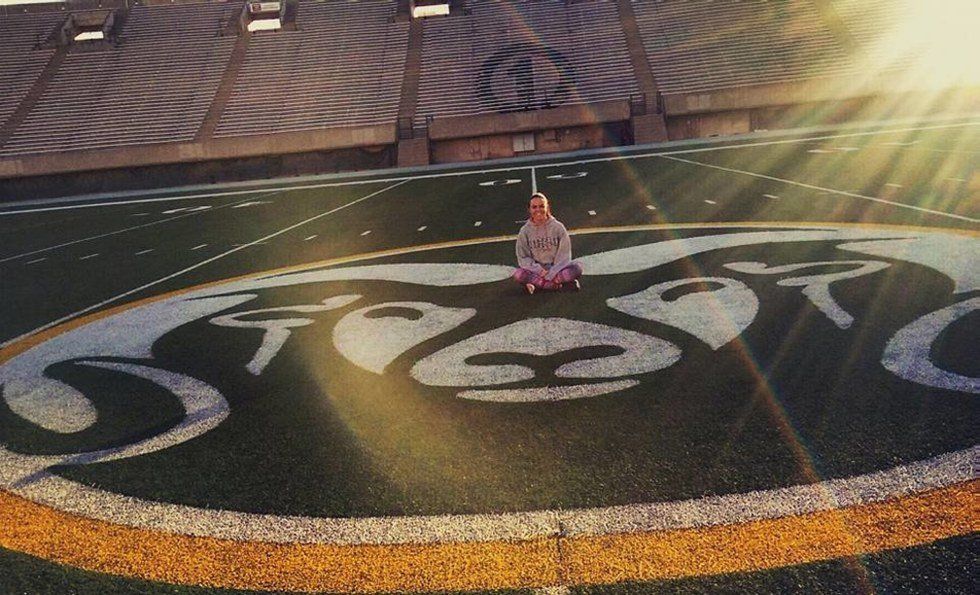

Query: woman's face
[[529, 196, 550, 224]]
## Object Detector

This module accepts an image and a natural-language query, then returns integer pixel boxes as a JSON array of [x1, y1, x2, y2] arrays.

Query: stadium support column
[[614, 0, 668, 143], [397, 15, 429, 167]]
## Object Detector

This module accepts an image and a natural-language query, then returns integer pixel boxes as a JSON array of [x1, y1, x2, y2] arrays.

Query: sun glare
[[878, 1, 980, 89]]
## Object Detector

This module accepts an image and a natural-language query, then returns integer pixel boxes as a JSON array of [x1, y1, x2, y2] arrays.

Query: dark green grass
[[573, 534, 978, 595]]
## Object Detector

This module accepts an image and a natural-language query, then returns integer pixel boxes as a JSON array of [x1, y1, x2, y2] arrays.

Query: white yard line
[[2, 122, 974, 216], [531, 166, 538, 194], [0, 181, 408, 350], [0, 195, 264, 264], [658, 155, 979, 223]]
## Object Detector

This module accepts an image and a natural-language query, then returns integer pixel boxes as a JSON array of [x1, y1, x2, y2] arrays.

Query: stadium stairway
[[0, 46, 66, 149], [396, 15, 426, 166], [613, 0, 668, 143], [195, 30, 252, 142]]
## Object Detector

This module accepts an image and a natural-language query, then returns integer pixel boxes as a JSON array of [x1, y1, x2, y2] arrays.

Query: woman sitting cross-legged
[[513, 192, 583, 295]]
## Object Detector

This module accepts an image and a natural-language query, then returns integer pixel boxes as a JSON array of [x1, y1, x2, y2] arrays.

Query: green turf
[[573, 534, 979, 594]]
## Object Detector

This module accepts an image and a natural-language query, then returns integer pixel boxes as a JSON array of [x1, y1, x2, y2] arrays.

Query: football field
[[0, 119, 977, 593]]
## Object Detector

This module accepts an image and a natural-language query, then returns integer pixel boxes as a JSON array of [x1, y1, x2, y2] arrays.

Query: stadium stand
[[0, 12, 62, 131], [0, 0, 974, 198], [214, 0, 408, 137], [828, 0, 915, 72], [633, 0, 854, 95], [0, 2, 238, 157], [414, 0, 640, 126]]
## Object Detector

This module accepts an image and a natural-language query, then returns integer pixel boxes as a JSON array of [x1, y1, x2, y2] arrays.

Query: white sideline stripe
[[4, 123, 973, 216], [0, 196, 262, 264], [0, 181, 408, 351], [659, 155, 979, 223], [134, 249, 154, 256], [0, 190, 281, 216], [78, 253, 99, 261]]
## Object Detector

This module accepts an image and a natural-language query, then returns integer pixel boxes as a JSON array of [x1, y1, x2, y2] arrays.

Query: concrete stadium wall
[[0, 145, 394, 201]]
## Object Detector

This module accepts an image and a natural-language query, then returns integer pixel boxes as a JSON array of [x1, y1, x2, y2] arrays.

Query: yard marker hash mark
[[361, 230, 372, 236], [0, 196, 262, 264], [646, 205, 657, 210], [191, 244, 208, 251], [79, 253, 99, 261], [705, 200, 717, 205], [135, 249, 154, 256], [0, 181, 409, 351], [417, 226, 427, 232], [25, 257, 46, 265], [474, 221, 482, 227], [764, 194, 780, 199], [588, 210, 597, 216], [304, 235, 317, 241], [658, 155, 979, 223]]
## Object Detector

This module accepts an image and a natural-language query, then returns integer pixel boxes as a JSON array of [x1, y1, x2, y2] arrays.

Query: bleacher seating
[[414, 0, 640, 126], [829, 0, 915, 72], [0, 12, 63, 129], [633, 0, 855, 94], [213, 0, 409, 137], [0, 2, 239, 157]]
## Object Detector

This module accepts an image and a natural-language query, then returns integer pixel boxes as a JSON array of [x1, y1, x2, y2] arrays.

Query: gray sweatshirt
[[516, 216, 572, 281]]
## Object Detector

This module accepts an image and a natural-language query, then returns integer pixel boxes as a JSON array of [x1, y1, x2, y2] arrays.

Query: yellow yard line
[[0, 481, 975, 592]]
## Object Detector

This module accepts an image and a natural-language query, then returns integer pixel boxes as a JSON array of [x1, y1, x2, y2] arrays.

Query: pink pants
[[512, 261, 583, 291]]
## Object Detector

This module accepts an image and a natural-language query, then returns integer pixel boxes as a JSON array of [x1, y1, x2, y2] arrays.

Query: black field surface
[[0, 120, 977, 594]]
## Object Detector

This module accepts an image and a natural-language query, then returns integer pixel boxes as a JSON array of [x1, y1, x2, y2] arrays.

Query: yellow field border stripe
[[0, 482, 975, 592]]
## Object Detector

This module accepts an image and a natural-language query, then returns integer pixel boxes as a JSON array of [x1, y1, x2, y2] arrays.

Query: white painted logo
[[0, 225, 976, 543]]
